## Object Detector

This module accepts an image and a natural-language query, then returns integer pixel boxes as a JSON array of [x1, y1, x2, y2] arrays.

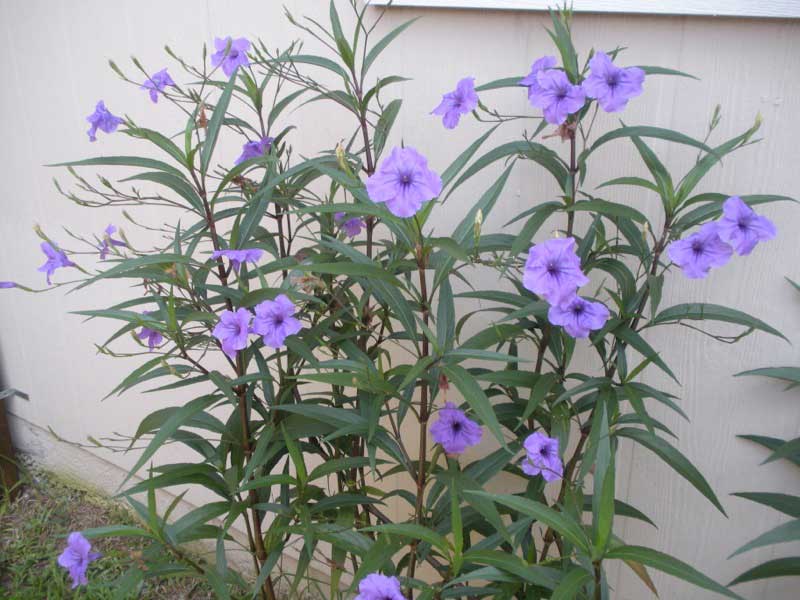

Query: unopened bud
[[473, 209, 483, 246], [196, 103, 208, 129], [642, 220, 651, 241], [438, 373, 449, 394], [335, 142, 353, 177]]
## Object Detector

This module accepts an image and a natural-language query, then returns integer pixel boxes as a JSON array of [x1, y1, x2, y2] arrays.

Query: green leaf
[[763, 437, 800, 465], [274, 54, 350, 80], [434, 165, 513, 292], [75, 253, 198, 290], [437, 277, 456, 348], [593, 459, 616, 558], [442, 364, 506, 448], [49, 156, 185, 179], [329, 0, 354, 67], [729, 519, 800, 558], [293, 261, 401, 285], [373, 98, 402, 160], [363, 18, 418, 75], [201, 73, 237, 173], [122, 395, 219, 486], [729, 557, 800, 586], [731, 492, 800, 519], [464, 491, 590, 552], [461, 549, 558, 588], [308, 457, 379, 482], [597, 176, 659, 193], [738, 434, 800, 468], [613, 326, 678, 383], [509, 202, 561, 257], [650, 303, 788, 342], [440, 125, 500, 189], [605, 545, 743, 599], [615, 428, 726, 515], [80, 525, 153, 539], [120, 171, 203, 212], [581, 496, 657, 528], [551, 568, 592, 600], [567, 199, 648, 224], [125, 127, 187, 167], [475, 76, 525, 92], [449, 141, 566, 197], [636, 65, 698, 79], [735, 367, 800, 386], [583, 126, 714, 164], [361, 523, 450, 555]]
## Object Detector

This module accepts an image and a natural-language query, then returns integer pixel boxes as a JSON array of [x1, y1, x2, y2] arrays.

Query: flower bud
[[473, 209, 483, 247]]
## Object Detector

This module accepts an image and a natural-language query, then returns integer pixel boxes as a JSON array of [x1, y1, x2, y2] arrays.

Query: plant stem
[[193, 168, 276, 600], [593, 561, 603, 600], [406, 230, 431, 597]]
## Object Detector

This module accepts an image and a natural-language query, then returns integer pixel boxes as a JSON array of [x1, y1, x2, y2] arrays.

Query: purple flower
[[38, 242, 75, 285], [86, 100, 124, 142], [99, 224, 125, 260], [57, 532, 101, 589], [140, 68, 176, 103], [252, 294, 302, 348], [522, 432, 563, 482], [235, 136, 274, 165], [211, 37, 250, 78], [716, 196, 777, 256], [582, 51, 645, 113], [528, 69, 586, 125], [211, 248, 263, 272], [431, 77, 479, 129], [522, 237, 589, 304], [335, 212, 365, 237], [365, 147, 442, 218], [429, 402, 483, 455], [137, 312, 163, 351], [547, 295, 610, 338], [519, 55, 558, 102], [667, 222, 733, 279], [0, 281, 16, 289], [355, 573, 404, 600], [213, 307, 252, 359]]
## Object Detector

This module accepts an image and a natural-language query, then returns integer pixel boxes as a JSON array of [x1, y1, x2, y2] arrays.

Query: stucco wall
[[1, 1, 799, 598]]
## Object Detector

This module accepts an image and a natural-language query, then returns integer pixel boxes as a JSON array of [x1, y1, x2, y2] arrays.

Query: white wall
[[1, 1, 799, 598]]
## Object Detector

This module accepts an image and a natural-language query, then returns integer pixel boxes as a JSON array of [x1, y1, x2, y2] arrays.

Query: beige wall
[[1, 1, 799, 598]]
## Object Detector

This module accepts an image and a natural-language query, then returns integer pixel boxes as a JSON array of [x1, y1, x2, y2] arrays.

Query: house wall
[[1, 1, 799, 597]]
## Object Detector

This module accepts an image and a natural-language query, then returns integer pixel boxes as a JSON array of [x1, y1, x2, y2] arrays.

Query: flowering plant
[[4, 3, 792, 598]]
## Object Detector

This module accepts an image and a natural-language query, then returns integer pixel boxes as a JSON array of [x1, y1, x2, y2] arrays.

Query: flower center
[[691, 240, 705, 255], [605, 72, 620, 87], [572, 304, 584, 316], [452, 421, 463, 433], [400, 173, 413, 185], [540, 447, 550, 457], [229, 49, 239, 59], [737, 217, 751, 231], [546, 261, 560, 276], [555, 86, 568, 100]]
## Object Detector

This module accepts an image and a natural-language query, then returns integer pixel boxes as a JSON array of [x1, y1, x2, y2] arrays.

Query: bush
[[3, 2, 790, 598]]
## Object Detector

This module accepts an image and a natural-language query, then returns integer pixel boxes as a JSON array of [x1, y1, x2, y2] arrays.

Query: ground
[[0, 461, 218, 599]]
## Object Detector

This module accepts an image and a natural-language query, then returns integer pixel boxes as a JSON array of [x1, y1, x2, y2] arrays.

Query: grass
[[0, 460, 217, 599]]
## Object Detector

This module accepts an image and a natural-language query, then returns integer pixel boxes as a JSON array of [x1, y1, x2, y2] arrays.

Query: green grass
[[0, 464, 215, 599]]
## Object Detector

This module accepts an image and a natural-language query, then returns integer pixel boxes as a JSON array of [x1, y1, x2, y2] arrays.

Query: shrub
[[3, 2, 791, 598]]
